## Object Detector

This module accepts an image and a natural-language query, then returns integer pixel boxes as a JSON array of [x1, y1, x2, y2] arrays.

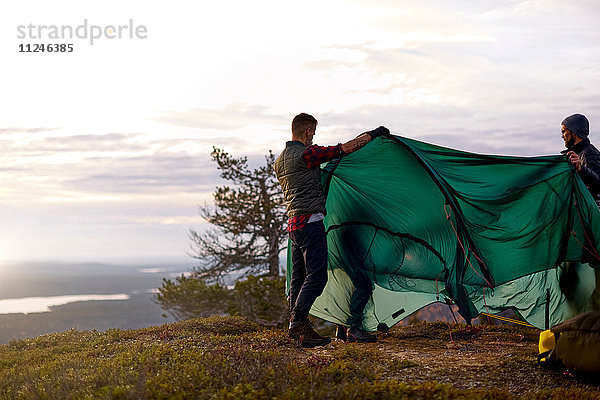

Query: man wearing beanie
[[561, 113, 600, 203]]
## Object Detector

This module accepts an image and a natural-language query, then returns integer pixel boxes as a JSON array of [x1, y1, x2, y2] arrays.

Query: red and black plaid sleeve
[[302, 144, 343, 169]]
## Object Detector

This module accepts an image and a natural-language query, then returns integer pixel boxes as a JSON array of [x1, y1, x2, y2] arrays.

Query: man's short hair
[[292, 113, 318, 136]]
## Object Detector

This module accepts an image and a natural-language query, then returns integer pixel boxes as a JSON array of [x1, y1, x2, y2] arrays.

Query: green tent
[[286, 134, 600, 330]]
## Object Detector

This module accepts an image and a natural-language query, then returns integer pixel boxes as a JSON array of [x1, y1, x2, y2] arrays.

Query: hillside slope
[[0, 316, 598, 399]]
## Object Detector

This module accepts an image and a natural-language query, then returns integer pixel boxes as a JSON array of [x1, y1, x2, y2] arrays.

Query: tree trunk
[[268, 231, 280, 277]]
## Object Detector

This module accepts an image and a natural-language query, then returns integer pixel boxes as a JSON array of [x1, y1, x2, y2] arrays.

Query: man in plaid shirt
[[274, 113, 389, 347]]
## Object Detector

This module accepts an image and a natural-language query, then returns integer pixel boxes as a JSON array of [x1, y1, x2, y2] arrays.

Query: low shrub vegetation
[[0, 316, 598, 399]]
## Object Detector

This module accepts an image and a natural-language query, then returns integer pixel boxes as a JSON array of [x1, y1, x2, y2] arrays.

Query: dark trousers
[[340, 227, 373, 327], [348, 269, 373, 327], [288, 220, 328, 321]]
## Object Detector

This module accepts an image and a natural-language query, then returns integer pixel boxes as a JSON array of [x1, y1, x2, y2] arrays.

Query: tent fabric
[[286, 134, 600, 330]]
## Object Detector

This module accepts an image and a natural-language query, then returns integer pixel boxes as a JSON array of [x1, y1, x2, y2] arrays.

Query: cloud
[[509, 0, 600, 16], [151, 103, 288, 130], [61, 154, 219, 194], [0, 129, 228, 207], [0, 121, 286, 213], [3, 133, 147, 155], [303, 58, 364, 71], [70, 215, 206, 226], [0, 127, 60, 134], [0, 132, 142, 154], [302, 41, 498, 112], [315, 103, 566, 157], [296, 8, 600, 157]]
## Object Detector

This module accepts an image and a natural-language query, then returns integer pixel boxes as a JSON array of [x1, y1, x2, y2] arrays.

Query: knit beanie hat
[[562, 114, 589, 139]]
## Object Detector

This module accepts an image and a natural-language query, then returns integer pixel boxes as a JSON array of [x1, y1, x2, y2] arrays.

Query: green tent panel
[[286, 135, 600, 330]]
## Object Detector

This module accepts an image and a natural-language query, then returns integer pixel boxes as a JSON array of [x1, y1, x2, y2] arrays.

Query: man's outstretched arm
[[342, 126, 389, 155], [303, 126, 390, 168]]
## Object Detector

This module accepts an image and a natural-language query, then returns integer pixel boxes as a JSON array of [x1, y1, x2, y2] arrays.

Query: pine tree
[[189, 147, 287, 281]]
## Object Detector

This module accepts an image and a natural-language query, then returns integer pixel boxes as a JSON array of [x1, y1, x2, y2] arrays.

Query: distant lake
[[0, 260, 194, 343], [0, 294, 130, 314]]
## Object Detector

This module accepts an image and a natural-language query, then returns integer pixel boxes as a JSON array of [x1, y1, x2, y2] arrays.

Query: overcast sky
[[1, 0, 599, 263]]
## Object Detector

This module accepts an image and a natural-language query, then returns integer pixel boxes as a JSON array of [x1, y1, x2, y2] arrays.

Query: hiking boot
[[347, 327, 377, 343], [335, 324, 347, 341], [288, 320, 332, 348]]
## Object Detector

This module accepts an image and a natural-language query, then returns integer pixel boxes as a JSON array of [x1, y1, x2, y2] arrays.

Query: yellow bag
[[538, 329, 556, 357]]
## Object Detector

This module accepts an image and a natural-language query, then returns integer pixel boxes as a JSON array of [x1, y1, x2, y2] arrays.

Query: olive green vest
[[274, 141, 327, 217]]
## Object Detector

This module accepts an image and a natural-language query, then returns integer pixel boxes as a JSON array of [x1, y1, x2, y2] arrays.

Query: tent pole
[[545, 288, 550, 330]]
